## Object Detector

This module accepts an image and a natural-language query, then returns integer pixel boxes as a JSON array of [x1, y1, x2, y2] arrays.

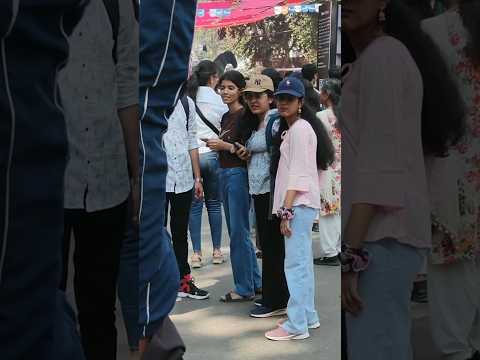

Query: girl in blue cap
[[265, 77, 335, 341]]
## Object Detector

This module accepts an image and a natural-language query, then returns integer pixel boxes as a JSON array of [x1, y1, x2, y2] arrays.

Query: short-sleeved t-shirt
[[219, 108, 247, 169]]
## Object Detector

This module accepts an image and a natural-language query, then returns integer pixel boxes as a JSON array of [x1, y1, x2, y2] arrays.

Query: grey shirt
[[59, 0, 139, 212]]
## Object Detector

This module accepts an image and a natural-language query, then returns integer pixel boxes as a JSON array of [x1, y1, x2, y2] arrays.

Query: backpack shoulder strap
[[102, 0, 120, 64], [132, 0, 139, 21], [265, 112, 280, 151], [195, 103, 220, 136], [180, 96, 190, 130]]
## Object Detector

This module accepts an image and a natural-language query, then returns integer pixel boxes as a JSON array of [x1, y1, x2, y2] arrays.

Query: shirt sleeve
[[116, 0, 139, 109], [352, 41, 411, 208], [286, 123, 314, 192], [187, 97, 199, 151]]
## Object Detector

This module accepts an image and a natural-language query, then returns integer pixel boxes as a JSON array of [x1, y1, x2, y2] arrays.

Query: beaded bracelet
[[339, 244, 370, 273], [276, 207, 295, 220]]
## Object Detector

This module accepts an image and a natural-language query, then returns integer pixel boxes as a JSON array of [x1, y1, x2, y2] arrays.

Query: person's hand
[[341, 271, 363, 316], [194, 180, 204, 200], [130, 179, 140, 226], [206, 138, 226, 151], [235, 142, 251, 161], [280, 219, 292, 238]]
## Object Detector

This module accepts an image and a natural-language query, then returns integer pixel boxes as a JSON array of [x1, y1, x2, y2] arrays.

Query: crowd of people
[[2, 0, 480, 359], [161, 59, 342, 337]]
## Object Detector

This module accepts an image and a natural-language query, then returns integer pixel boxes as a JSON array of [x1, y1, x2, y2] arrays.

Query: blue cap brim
[[274, 89, 304, 98]]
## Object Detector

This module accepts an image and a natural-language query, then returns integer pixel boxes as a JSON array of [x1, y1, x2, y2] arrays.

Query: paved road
[[170, 213, 341, 360], [65, 209, 442, 360]]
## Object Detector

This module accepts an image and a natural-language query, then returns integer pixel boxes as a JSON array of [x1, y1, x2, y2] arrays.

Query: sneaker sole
[[266, 332, 310, 341], [251, 309, 287, 318], [277, 319, 320, 330], [178, 292, 210, 300], [191, 263, 203, 269], [212, 259, 224, 265]]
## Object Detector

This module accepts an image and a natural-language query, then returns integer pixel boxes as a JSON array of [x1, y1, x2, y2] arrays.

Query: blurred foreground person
[[341, 0, 465, 359], [422, 1, 480, 358], [137, 0, 197, 359], [0, 1, 87, 359]]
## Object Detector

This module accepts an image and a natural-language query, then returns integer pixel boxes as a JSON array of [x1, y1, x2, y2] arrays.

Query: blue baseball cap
[[274, 77, 305, 98]]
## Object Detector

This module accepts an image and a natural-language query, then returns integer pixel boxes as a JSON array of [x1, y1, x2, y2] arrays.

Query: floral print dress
[[422, 9, 480, 264], [317, 108, 341, 217]]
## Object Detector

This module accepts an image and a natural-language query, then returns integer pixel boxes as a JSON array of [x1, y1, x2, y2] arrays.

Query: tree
[[217, 13, 318, 69]]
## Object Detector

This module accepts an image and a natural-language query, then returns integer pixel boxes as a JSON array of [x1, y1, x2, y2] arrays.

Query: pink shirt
[[340, 36, 431, 249], [272, 119, 323, 214]]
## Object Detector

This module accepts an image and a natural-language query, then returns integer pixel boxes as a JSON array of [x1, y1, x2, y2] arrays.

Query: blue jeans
[[346, 238, 424, 360], [189, 151, 222, 253], [0, 3, 86, 360], [281, 206, 319, 335], [219, 167, 261, 297], [136, 0, 196, 341]]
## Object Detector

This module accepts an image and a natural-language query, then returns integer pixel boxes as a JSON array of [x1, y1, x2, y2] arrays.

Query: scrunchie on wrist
[[339, 244, 370, 273], [276, 207, 295, 220]]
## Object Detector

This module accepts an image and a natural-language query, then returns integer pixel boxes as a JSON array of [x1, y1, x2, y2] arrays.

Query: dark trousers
[[0, 3, 85, 360], [61, 201, 127, 360], [165, 190, 193, 279], [253, 193, 289, 310]]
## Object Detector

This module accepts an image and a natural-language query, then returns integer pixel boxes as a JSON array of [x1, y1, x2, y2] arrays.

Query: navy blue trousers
[[135, 0, 197, 340], [0, 1, 87, 359]]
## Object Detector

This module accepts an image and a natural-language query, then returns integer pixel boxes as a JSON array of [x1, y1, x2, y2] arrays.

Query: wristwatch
[[195, 178, 202, 183]]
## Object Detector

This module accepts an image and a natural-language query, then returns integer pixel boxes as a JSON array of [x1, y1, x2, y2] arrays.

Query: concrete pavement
[[170, 214, 341, 360]]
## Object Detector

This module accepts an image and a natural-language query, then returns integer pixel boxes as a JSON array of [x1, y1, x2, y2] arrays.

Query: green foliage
[[216, 13, 318, 68]]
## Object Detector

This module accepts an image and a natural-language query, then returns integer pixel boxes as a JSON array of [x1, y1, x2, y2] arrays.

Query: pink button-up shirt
[[272, 119, 323, 213], [340, 36, 431, 249]]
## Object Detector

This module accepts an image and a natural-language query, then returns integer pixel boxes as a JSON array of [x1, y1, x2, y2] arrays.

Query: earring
[[298, 107, 302, 115], [378, 9, 386, 22]]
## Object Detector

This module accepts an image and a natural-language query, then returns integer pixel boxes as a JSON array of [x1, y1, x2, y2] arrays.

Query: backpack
[[180, 96, 190, 131], [265, 110, 281, 152], [102, 0, 139, 64]]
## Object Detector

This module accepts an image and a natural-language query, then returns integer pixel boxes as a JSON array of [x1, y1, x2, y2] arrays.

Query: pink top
[[340, 36, 431, 249], [272, 119, 323, 213]]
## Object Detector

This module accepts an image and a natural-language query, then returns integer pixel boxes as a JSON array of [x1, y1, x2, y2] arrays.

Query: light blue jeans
[[189, 151, 222, 252], [219, 167, 261, 297], [346, 238, 424, 360], [281, 206, 319, 335]]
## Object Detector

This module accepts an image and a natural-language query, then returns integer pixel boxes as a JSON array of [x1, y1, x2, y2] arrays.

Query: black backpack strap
[[132, 0, 139, 21], [180, 96, 190, 130], [195, 104, 220, 136], [102, 0, 120, 64]]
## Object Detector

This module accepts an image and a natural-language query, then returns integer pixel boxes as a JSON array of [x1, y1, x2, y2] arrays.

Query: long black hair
[[384, 0, 465, 157], [218, 70, 253, 143], [271, 102, 335, 174], [187, 60, 218, 102], [459, 0, 480, 66], [343, 0, 466, 157]]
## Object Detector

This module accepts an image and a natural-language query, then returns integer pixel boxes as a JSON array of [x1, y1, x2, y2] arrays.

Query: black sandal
[[220, 292, 254, 303]]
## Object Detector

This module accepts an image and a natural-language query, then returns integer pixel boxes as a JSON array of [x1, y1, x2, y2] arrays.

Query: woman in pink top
[[265, 77, 334, 341], [340, 0, 465, 359]]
